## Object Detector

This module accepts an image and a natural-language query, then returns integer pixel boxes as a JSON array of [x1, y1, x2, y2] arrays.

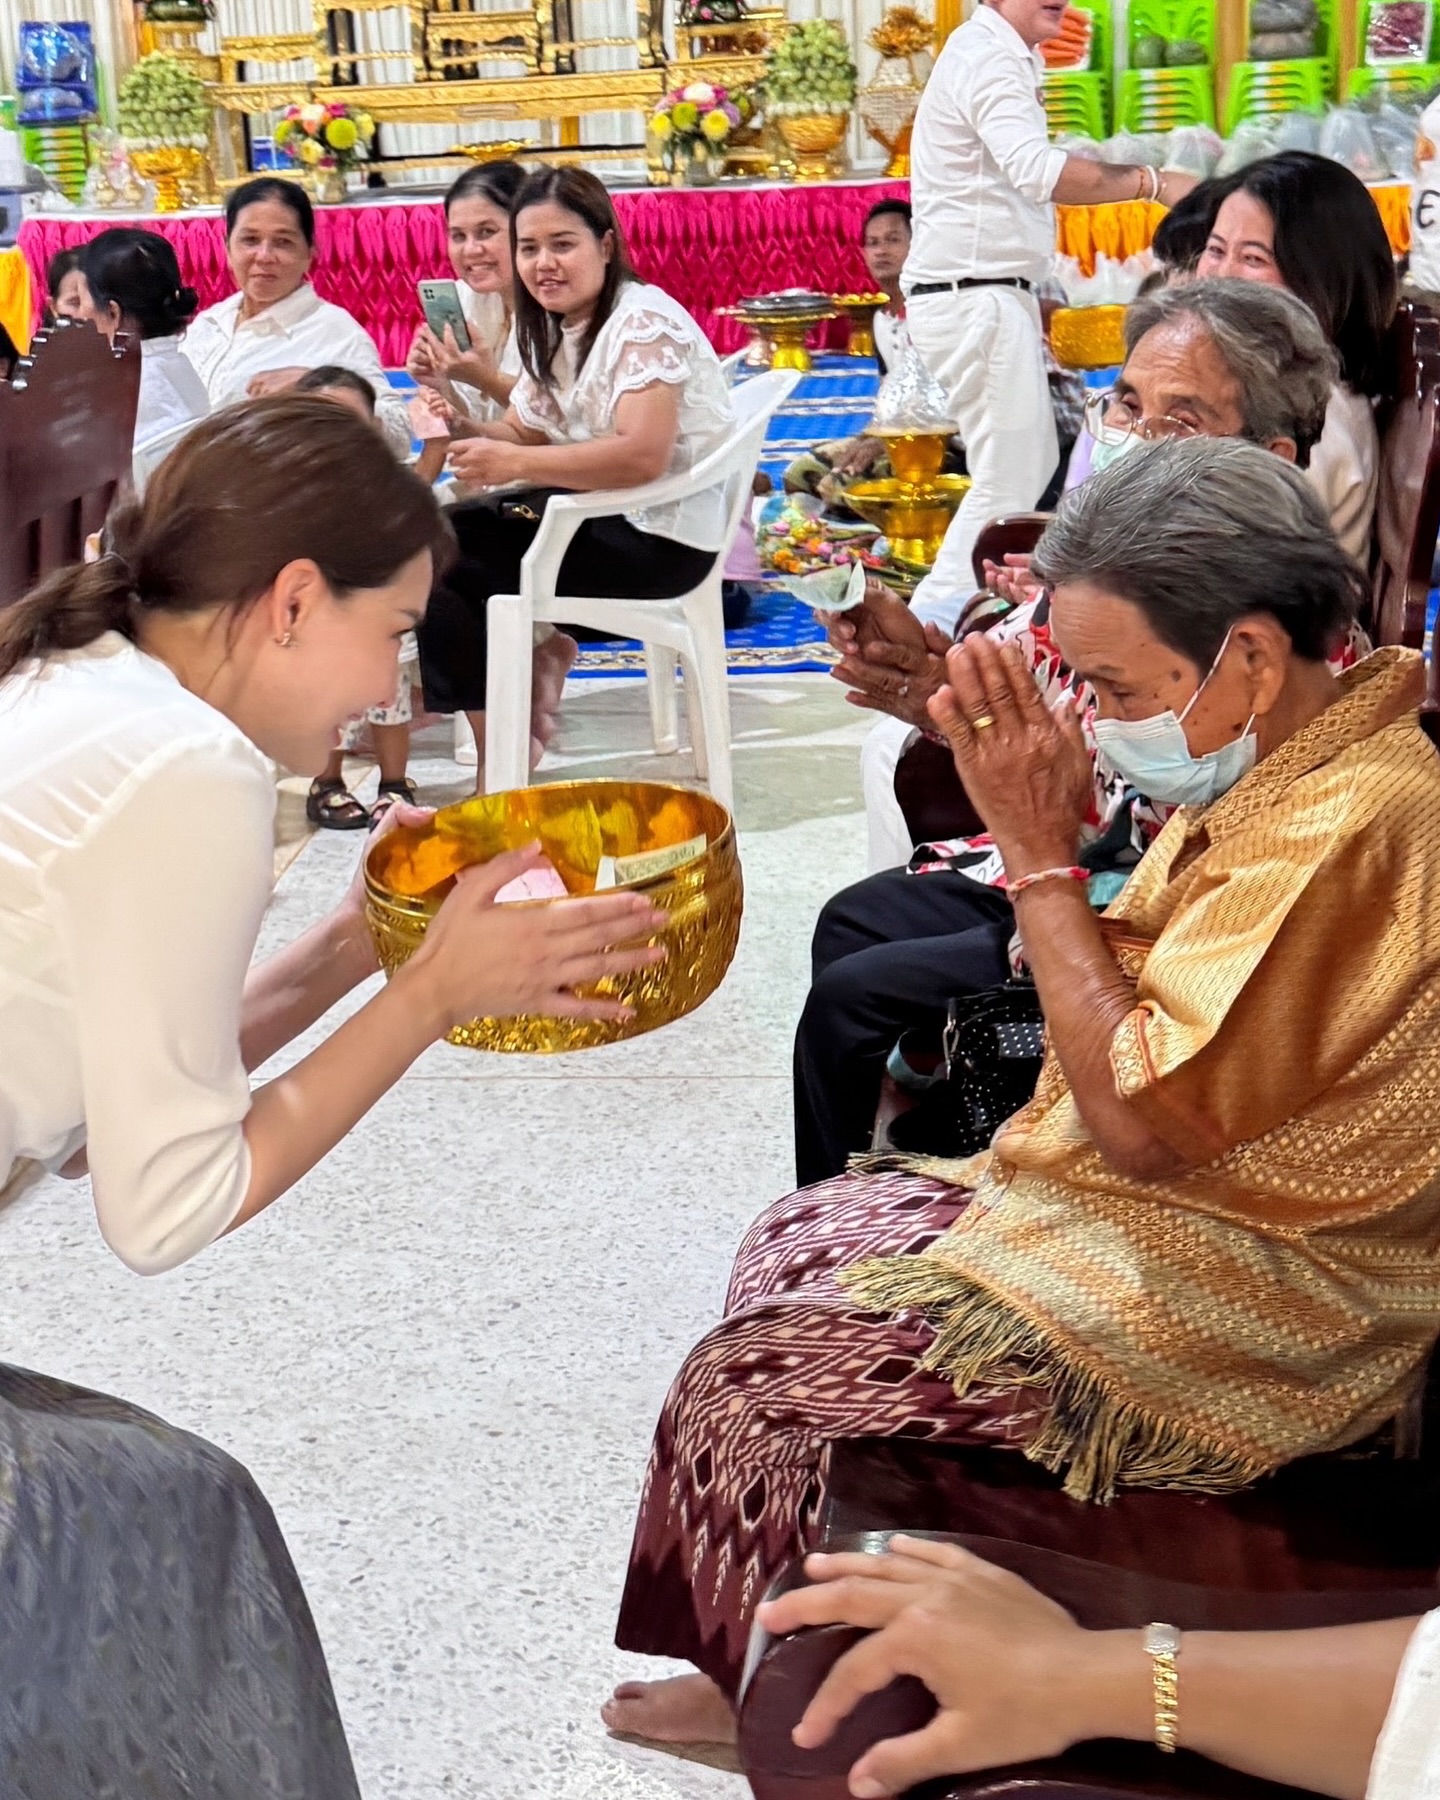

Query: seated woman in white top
[[754, 1536, 1436, 1800], [416, 166, 736, 773], [1196, 150, 1396, 565], [0, 394, 667, 1791], [183, 176, 408, 453], [75, 225, 209, 457], [406, 159, 526, 427]]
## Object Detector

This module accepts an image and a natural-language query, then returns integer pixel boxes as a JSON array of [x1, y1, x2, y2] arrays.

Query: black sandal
[[306, 777, 370, 831], [370, 777, 419, 823]]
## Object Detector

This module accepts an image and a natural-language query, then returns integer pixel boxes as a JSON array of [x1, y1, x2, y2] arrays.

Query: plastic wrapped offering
[[870, 340, 956, 433]]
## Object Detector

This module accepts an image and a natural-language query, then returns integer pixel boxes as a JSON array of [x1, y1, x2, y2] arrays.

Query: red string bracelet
[[1005, 865, 1090, 896]]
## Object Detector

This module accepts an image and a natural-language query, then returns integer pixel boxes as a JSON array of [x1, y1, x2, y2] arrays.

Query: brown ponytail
[[0, 395, 453, 686], [0, 550, 141, 679]]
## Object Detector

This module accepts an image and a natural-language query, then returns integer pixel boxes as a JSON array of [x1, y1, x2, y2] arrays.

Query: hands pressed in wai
[[755, 1535, 1137, 1799], [402, 843, 668, 1031], [820, 580, 953, 733], [928, 633, 1091, 872]]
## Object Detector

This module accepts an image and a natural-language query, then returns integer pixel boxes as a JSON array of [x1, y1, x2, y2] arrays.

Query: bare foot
[[601, 1672, 736, 1746], [531, 631, 578, 734]]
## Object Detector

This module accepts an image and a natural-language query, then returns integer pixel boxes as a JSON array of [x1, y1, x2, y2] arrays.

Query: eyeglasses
[[1084, 387, 1201, 448]]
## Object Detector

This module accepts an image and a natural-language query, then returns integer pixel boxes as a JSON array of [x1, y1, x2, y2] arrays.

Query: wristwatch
[[1142, 1622, 1182, 1753]]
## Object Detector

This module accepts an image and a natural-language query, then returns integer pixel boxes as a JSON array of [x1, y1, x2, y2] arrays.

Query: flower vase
[[685, 143, 724, 185], [316, 168, 348, 204]]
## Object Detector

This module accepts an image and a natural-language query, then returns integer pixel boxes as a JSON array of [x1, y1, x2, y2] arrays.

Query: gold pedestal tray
[[721, 293, 837, 372], [364, 779, 741, 1053], [833, 292, 889, 358], [1049, 303, 1128, 371], [775, 111, 849, 181], [844, 473, 972, 567], [130, 145, 206, 212]]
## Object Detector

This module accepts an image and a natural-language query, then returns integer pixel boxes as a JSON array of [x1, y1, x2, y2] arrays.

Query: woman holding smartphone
[[415, 167, 735, 779], [407, 160, 526, 426]]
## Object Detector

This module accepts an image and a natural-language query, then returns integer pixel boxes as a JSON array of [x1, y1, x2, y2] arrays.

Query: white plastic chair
[[480, 366, 799, 809]]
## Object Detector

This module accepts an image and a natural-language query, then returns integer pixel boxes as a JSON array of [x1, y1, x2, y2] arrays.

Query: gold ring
[[971, 714, 996, 730]]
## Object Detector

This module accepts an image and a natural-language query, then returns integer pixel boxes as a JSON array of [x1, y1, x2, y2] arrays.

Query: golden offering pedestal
[[775, 111, 849, 181], [844, 472, 972, 568], [130, 144, 206, 211], [832, 291, 888, 358], [721, 294, 837, 373], [364, 780, 742, 1053]]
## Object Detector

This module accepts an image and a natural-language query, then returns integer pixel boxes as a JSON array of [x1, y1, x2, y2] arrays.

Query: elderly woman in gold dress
[[605, 435, 1440, 1750]]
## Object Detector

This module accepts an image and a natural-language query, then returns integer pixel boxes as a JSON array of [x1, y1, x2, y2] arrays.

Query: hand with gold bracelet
[[756, 1536, 1420, 1800]]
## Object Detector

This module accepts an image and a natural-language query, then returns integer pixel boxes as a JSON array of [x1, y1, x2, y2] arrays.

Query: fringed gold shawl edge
[[839, 1251, 1267, 1504]]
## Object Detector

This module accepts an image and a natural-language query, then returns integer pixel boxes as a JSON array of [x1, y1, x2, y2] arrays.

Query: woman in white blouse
[[183, 176, 409, 453], [75, 226, 209, 455], [416, 166, 736, 773], [1195, 151, 1397, 566], [748, 1535, 1436, 1800], [406, 158, 526, 427], [0, 395, 666, 1795]]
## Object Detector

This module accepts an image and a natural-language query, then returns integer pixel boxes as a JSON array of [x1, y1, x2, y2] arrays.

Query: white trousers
[[905, 285, 1058, 632], [861, 714, 919, 872]]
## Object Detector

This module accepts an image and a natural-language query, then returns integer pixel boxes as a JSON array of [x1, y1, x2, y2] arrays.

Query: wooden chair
[[0, 321, 140, 608], [739, 1418, 1440, 1800]]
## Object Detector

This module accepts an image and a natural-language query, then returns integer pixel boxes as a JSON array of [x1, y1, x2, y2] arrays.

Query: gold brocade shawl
[[844, 650, 1440, 1501]]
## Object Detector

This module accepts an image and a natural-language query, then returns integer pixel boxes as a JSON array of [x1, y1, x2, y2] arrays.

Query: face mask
[[1088, 429, 1143, 474], [1090, 630, 1257, 807]]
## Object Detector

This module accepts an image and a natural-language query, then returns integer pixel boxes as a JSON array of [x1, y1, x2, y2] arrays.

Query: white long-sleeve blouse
[[0, 633, 273, 1274]]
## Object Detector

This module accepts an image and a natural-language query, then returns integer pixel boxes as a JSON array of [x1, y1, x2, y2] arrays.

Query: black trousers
[[792, 867, 1016, 1188], [417, 491, 717, 714]]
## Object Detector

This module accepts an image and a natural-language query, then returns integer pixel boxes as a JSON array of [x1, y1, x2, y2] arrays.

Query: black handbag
[[884, 980, 1046, 1160]]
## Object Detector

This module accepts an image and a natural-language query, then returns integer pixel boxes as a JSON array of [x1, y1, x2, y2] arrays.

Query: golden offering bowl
[[130, 145, 204, 213], [863, 425, 956, 486], [455, 138, 535, 163], [844, 473, 973, 568], [775, 112, 849, 181], [1049, 303, 1128, 371], [364, 779, 742, 1053], [833, 292, 889, 358]]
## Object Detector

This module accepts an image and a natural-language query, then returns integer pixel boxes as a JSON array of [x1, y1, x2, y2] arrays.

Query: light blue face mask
[[1090, 630, 1257, 808], [1088, 429, 1144, 474]]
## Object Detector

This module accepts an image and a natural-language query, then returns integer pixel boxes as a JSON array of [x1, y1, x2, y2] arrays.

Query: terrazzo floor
[[6, 672, 873, 1800]]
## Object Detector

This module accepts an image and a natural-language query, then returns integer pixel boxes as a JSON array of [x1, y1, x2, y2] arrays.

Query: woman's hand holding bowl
[[929, 634, 1092, 873], [398, 843, 668, 1033]]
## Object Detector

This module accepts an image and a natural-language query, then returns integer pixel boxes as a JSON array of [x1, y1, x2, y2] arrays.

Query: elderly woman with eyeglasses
[[793, 279, 1352, 1188], [608, 438, 1440, 1756]]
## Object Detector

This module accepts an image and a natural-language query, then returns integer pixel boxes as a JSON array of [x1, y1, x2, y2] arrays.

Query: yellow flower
[[701, 107, 729, 142], [671, 100, 699, 130], [296, 137, 323, 165], [325, 117, 358, 151], [650, 112, 674, 140], [356, 112, 376, 139]]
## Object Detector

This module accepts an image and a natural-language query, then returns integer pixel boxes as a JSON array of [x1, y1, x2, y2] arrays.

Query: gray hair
[[1123, 278, 1338, 468], [1030, 436, 1363, 667]]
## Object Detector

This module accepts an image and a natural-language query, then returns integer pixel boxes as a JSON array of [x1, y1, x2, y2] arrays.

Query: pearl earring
[[278, 631, 294, 648]]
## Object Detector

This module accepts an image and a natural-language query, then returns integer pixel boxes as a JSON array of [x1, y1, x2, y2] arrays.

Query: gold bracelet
[[1143, 1623, 1181, 1753]]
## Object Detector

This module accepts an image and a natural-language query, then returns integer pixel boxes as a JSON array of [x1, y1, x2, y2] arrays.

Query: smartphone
[[417, 279, 471, 351]]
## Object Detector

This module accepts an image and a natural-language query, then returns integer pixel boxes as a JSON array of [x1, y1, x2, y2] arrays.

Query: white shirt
[[1368, 1612, 1440, 1795], [873, 307, 908, 376], [904, 3, 1067, 288], [1308, 381, 1379, 565], [511, 281, 736, 551], [182, 281, 409, 455], [455, 285, 523, 426], [0, 634, 274, 1275], [136, 334, 210, 452]]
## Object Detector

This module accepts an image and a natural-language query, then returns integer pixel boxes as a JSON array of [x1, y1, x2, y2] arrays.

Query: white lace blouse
[[454, 286, 522, 426], [510, 281, 736, 552]]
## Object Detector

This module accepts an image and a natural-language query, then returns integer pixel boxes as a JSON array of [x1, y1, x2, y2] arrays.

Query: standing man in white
[[903, 0, 1197, 631]]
